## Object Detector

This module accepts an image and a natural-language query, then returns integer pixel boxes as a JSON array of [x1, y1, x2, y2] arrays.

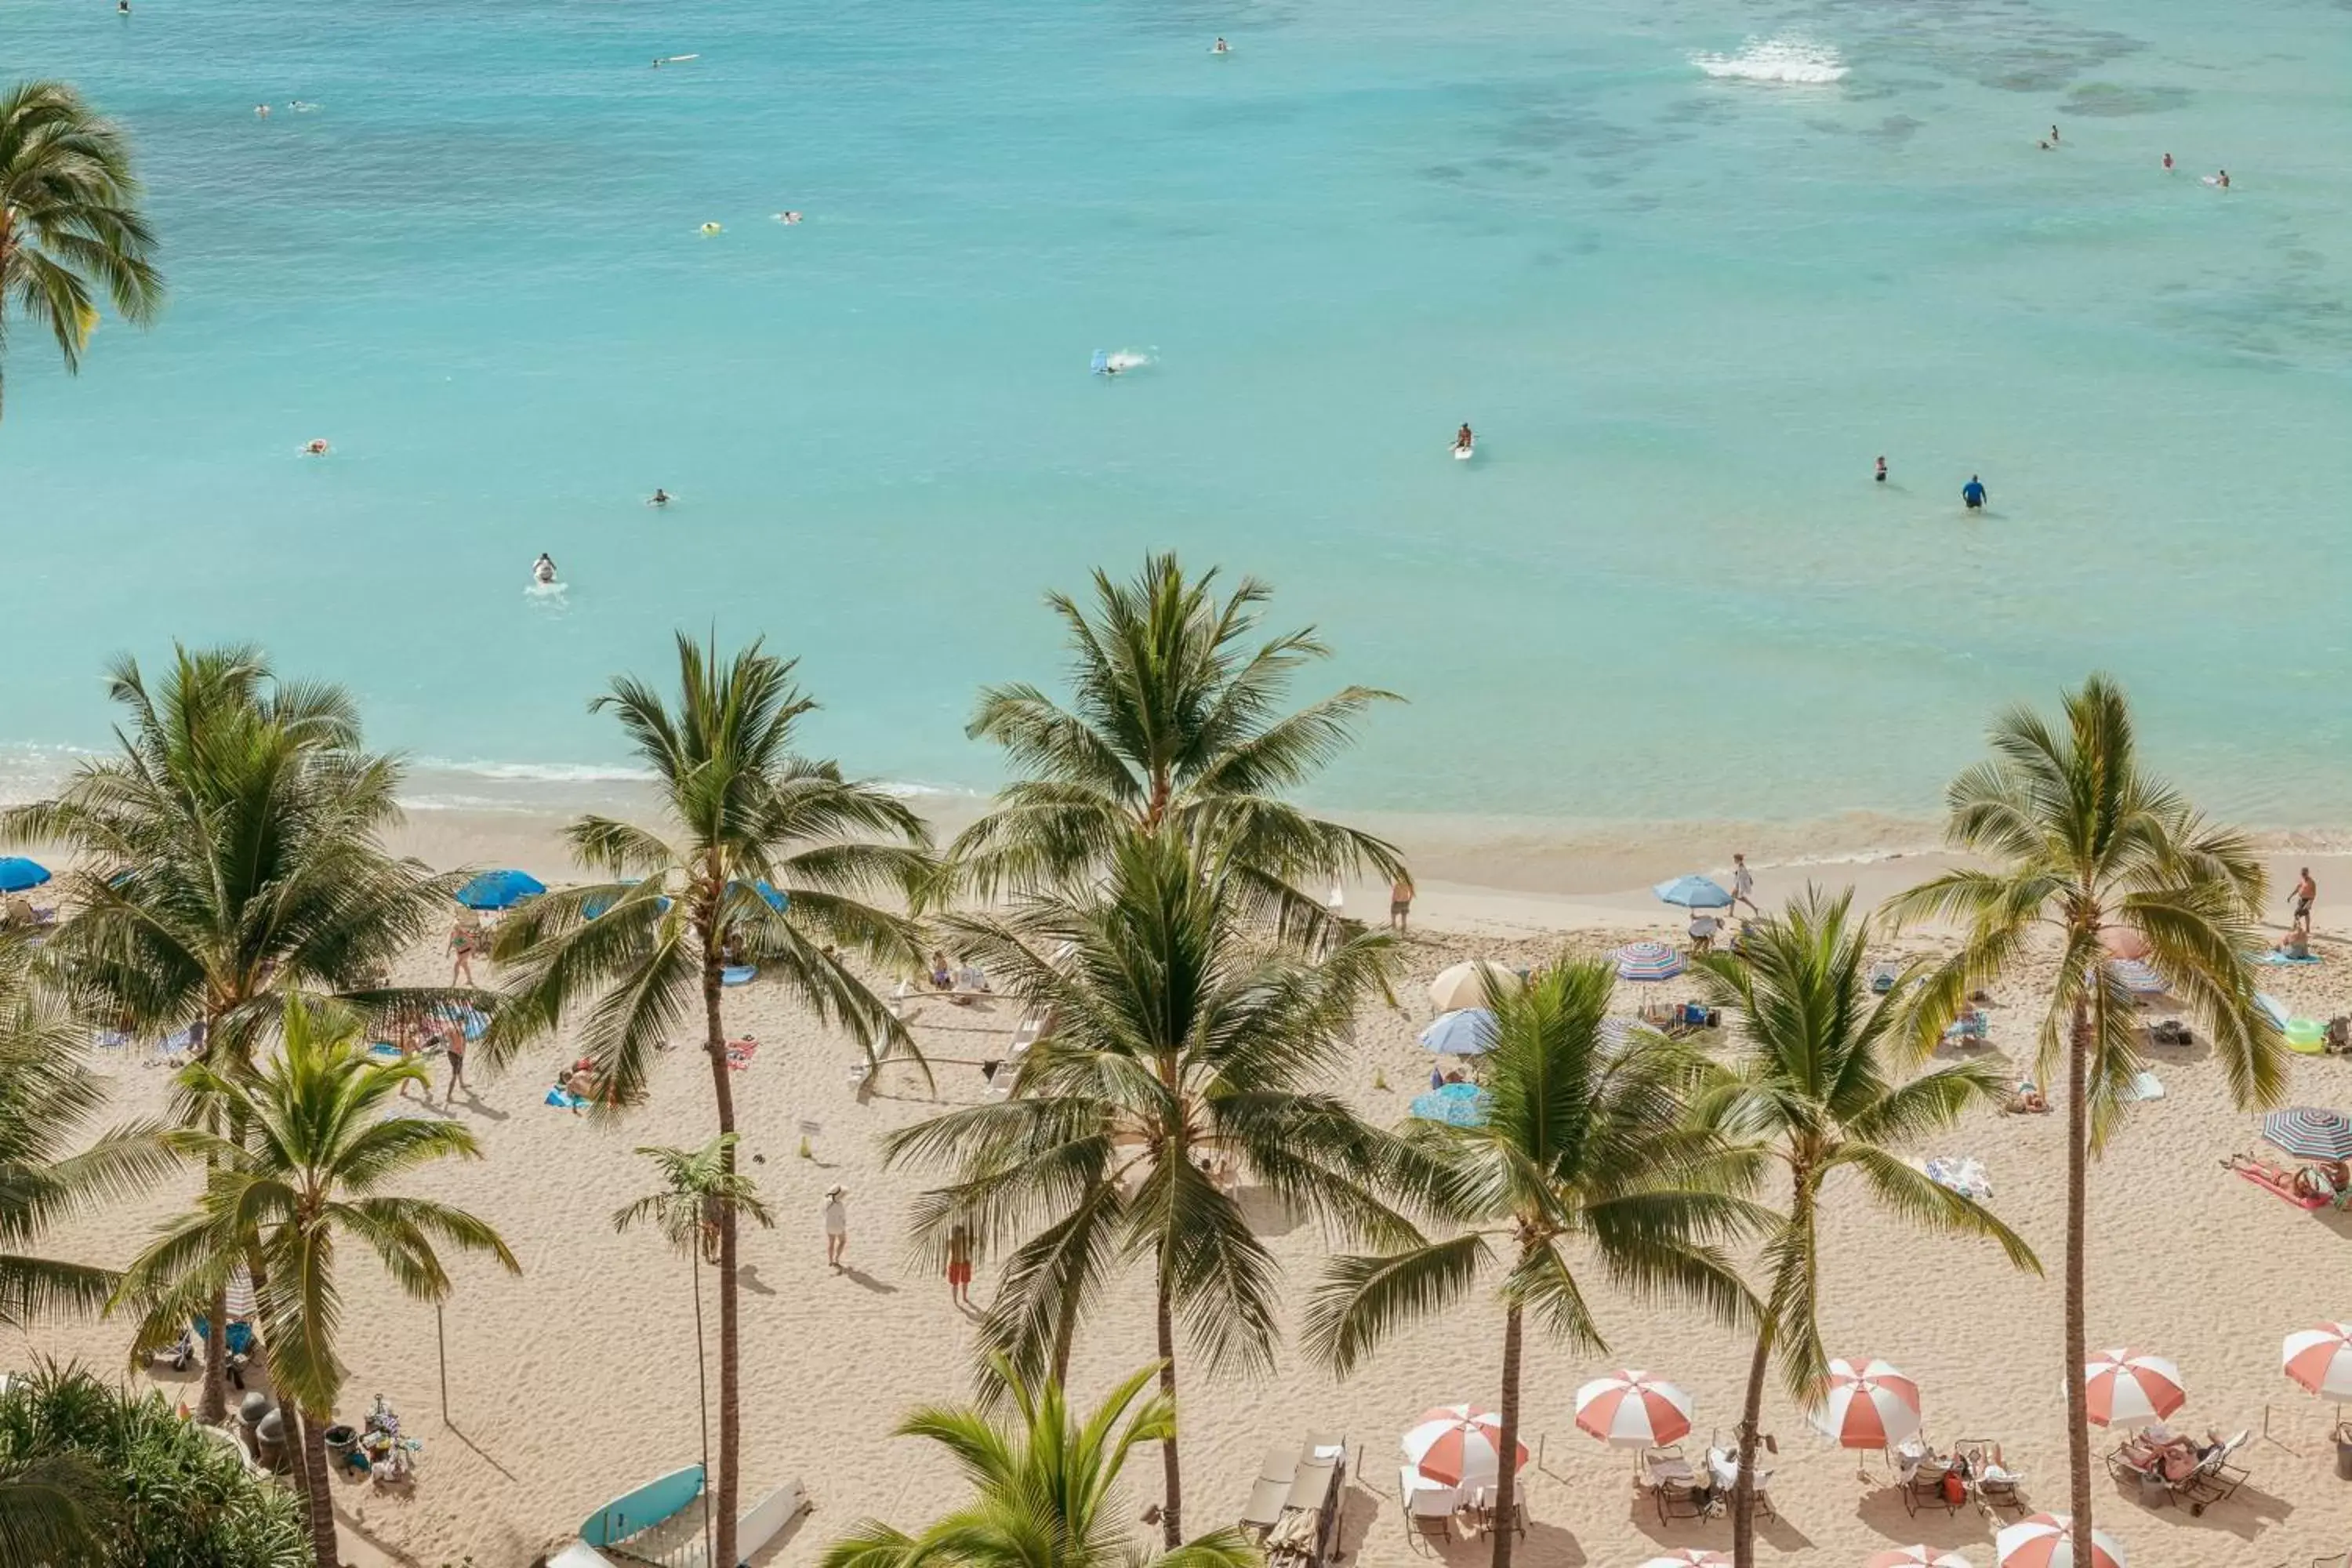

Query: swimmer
[[255, 104, 270, 118], [648, 488, 671, 506], [1454, 423, 1474, 452], [302, 438, 330, 456], [1875, 456, 1887, 484], [1961, 474, 1987, 511], [1211, 37, 1229, 53], [118, 0, 129, 13], [2161, 152, 2173, 171], [533, 554, 558, 584], [773, 210, 802, 224], [699, 221, 723, 234], [2216, 169, 2230, 189], [2038, 140, 2050, 152], [2049, 124, 2060, 144]]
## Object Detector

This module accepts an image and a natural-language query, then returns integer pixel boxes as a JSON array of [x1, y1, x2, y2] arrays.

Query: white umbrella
[[1574, 1369, 1693, 1447], [1994, 1513, 2124, 1568], [1866, 1551, 1974, 1568], [2082, 1348, 2184, 1428], [1637, 1554, 1729, 1568], [2283, 1321, 2352, 1410], [1812, 1356, 1922, 1450], [1401, 1404, 1526, 1489], [1429, 960, 1520, 1014]]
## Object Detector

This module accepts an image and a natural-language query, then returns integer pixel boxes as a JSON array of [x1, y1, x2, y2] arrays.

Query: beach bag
[[1941, 1470, 1966, 1507]]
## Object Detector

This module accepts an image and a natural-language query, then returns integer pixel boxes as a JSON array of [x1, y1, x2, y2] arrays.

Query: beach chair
[[1903, 1458, 1958, 1515], [1955, 1438, 2024, 1512], [1400, 1466, 1458, 1553], [1941, 1009, 1991, 1049], [2172, 1431, 2250, 1515], [1241, 1443, 1301, 1538]]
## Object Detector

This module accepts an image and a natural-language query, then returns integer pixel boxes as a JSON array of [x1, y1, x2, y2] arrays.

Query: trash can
[[2335, 1423, 2352, 1480]]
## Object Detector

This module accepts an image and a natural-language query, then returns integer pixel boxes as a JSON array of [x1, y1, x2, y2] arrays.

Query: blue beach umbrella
[[1420, 1008, 1498, 1056], [727, 878, 789, 913], [1614, 941, 1685, 982], [456, 869, 546, 910], [2263, 1107, 2352, 1162], [1410, 1081, 1491, 1127], [1653, 874, 1733, 910], [583, 880, 674, 920], [0, 857, 51, 894]]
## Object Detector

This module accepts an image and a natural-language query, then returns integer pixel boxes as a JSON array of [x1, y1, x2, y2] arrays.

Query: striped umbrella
[[2282, 1322, 2352, 1403], [1615, 941, 1685, 982], [1812, 1357, 1922, 1450], [1401, 1404, 1526, 1488], [2262, 1108, 2352, 1161], [1638, 1554, 1730, 1568], [1867, 1551, 1974, 1568], [223, 1267, 256, 1319], [2105, 959, 2166, 996], [1420, 1009, 1498, 1056], [2083, 1348, 2184, 1428], [1574, 1369, 1693, 1447], [1994, 1514, 2124, 1568]]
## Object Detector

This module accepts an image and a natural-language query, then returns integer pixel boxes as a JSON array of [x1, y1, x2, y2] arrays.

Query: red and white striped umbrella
[[1637, 1553, 1730, 1568], [1866, 1549, 1974, 1568], [1812, 1356, 1922, 1450], [1574, 1369, 1693, 1447], [2083, 1348, 2184, 1428], [1401, 1403, 1526, 1488], [1995, 1513, 2124, 1568], [2283, 1322, 2352, 1400]]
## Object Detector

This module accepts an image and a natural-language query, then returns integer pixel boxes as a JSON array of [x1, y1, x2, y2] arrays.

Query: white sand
[[14, 824, 2352, 1567]]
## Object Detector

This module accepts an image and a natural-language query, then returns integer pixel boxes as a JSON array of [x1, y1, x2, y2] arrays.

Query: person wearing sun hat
[[823, 1185, 848, 1271]]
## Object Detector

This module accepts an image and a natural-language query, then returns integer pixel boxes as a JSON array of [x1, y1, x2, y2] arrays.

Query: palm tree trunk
[[295, 1406, 341, 1568], [702, 952, 742, 1568], [693, 1252, 713, 1568], [1490, 1301, 1524, 1568], [1154, 1261, 1183, 1548], [1730, 1313, 1773, 1568], [2064, 999, 2095, 1541]]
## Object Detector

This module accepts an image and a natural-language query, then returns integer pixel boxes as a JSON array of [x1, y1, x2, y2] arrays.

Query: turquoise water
[[5, 0, 2351, 826]]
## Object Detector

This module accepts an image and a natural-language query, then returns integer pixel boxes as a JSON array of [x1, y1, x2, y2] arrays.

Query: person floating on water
[[1454, 423, 1475, 453], [1875, 456, 1888, 484], [533, 554, 558, 585], [648, 488, 670, 506], [303, 438, 330, 456], [1962, 474, 1987, 511], [2216, 169, 2230, 189], [1211, 37, 1230, 53], [2162, 152, 2174, 171], [775, 210, 802, 223]]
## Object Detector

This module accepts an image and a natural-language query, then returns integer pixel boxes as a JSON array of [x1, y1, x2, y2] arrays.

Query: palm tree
[[487, 633, 930, 1568], [613, 1134, 775, 1568], [820, 1359, 1256, 1568], [1886, 674, 2281, 1542], [117, 998, 517, 1568], [884, 829, 1414, 1547], [0, 931, 178, 1561], [1688, 891, 2039, 1568], [5, 644, 461, 1421], [1307, 956, 1759, 1568], [950, 554, 1404, 935], [0, 79, 165, 422]]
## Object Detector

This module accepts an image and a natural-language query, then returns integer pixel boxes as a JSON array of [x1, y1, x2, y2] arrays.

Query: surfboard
[[1454, 442, 1475, 461], [580, 1465, 704, 1548], [665, 53, 700, 62]]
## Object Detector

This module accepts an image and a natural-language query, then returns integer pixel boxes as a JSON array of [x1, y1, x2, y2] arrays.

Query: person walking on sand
[[946, 1221, 974, 1308], [1731, 851, 1759, 916], [1389, 874, 1415, 933], [448, 909, 480, 985], [2292, 866, 2316, 938], [443, 1023, 469, 1105], [823, 1185, 848, 1271]]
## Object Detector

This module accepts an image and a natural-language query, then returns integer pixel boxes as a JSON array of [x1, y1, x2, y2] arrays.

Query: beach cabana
[[2082, 1348, 2183, 1429], [1994, 1513, 2123, 1568], [0, 856, 50, 893], [1813, 1357, 1922, 1450], [1653, 875, 1731, 910], [1614, 941, 1684, 982], [1428, 960, 1519, 1014], [1420, 1009, 1497, 1056], [456, 869, 545, 910]]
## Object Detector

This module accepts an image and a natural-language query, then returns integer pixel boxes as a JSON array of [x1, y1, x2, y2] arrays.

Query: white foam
[[413, 758, 658, 784], [1692, 38, 1848, 85]]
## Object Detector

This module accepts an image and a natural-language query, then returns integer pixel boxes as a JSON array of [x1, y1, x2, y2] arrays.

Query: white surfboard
[[1454, 441, 1475, 461]]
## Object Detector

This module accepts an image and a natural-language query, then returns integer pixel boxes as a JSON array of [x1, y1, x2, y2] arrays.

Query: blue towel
[[721, 964, 757, 986], [545, 1087, 583, 1109], [2252, 950, 2321, 966]]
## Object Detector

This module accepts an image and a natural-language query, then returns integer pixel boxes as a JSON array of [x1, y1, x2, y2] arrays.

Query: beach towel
[[1918, 1155, 1992, 1200], [2122, 1069, 2165, 1102], [2253, 950, 2322, 967], [545, 1087, 584, 1109], [726, 1037, 760, 1071], [2233, 1163, 2329, 1211]]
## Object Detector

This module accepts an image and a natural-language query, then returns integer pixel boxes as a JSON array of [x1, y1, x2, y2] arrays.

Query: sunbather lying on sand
[[2005, 1080, 2049, 1114]]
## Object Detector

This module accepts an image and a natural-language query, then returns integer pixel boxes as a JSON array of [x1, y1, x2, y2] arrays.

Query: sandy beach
[[13, 810, 2352, 1568]]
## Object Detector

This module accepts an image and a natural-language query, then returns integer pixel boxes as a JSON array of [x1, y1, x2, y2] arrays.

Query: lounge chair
[[1955, 1438, 2024, 1512], [1400, 1466, 1458, 1553], [2172, 1431, 2250, 1515], [1903, 1458, 1958, 1515], [1240, 1443, 1300, 1537]]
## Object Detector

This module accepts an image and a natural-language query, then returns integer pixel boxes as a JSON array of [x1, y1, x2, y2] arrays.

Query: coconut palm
[[0, 79, 165, 421], [613, 1134, 775, 1568], [4, 644, 461, 1420], [487, 633, 930, 1568], [884, 829, 1413, 1547], [819, 1358, 1256, 1568], [1688, 891, 2039, 1568], [115, 999, 517, 1568], [949, 554, 1404, 936], [1885, 674, 2281, 1541], [1307, 956, 1759, 1568]]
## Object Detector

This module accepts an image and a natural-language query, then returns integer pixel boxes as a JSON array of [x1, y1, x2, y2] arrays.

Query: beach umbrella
[[1866, 1551, 1973, 1568], [2282, 1321, 2352, 1404], [726, 877, 789, 912], [2105, 959, 2167, 996], [0, 857, 50, 893], [1429, 960, 1519, 1013], [2083, 1348, 2185, 1428], [223, 1267, 256, 1319], [1812, 1357, 1922, 1450], [1636, 1553, 1729, 1568], [1615, 941, 1684, 982], [1574, 1369, 1693, 1447], [455, 869, 545, 910], [582, 880, 674, 920], [1401, 1403, 1526, 1488], [1653, 874, 1732, 910], [1409, 1081, 1490, 1127], [1994, 1513, 2124, 1568], [2262, 1107, 2352, 1162], [1420, 1009, 1498, 1056]]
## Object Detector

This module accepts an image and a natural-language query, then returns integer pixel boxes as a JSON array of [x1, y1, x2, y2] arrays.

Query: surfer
[[303, 438, 330, 456], [1454, 423, 1475, 454], [1875, 456, 1887, 484], [648, 488, 671, 507], [1962, 475, 1987, 511], [2162, 152, 2174, 171], [775, 210, 802, 223], [1211, 37, 1230, 53], [2216, 169, 2230, 189], [533, 554, 558, 585], [2049, 124, 2060, 144]]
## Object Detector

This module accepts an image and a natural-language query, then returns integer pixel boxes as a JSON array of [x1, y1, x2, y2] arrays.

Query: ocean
[[5, 0, 2350, 833]]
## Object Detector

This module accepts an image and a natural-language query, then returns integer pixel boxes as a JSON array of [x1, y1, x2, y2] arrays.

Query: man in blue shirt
[[1962, 474, 1987, 510]]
